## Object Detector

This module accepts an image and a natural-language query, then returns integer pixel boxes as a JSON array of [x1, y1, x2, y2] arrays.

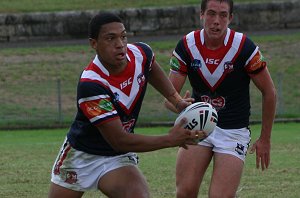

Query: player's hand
[[169, 117, 207, 149], [175, 90, 195, 112], [249, 137, 271, 171]]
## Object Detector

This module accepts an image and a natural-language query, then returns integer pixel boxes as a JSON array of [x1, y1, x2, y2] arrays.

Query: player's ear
[[229, 13, 234, 23], [200, 10, 204, 20], [89, 38, 97, 50]]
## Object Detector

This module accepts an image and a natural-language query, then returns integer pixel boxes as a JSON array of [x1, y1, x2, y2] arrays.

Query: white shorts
[[51, 138, 138, 192], [199, 126, 251, 161]]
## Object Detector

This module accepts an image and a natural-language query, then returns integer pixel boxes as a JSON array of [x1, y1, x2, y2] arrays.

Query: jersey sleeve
[[169, 38, 189, 75], [77, 81, 119, 126], [134, 42, 155, 72], [245, 50, 267, 74], [242, 37, 267, 75]]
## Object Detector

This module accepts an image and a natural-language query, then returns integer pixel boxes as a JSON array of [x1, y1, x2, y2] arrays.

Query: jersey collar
[[200, 28, 231, 46]]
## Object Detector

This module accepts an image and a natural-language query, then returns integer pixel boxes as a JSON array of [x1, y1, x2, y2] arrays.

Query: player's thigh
[[176, 145, 213, 190], [48, 182, 84, 198], [209, 153, 244, 197], [98, 165, 149, 198]]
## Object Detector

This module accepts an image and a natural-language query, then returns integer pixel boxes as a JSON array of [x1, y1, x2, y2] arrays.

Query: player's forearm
[[114, 133, 173, 153], [164, 98, 179, 113], [260, 88, 277, 140], [149, 61, 182, 107]]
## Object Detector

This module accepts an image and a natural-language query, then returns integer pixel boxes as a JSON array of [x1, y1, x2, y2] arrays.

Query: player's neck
[[204, 33, 226, 50], [105, 62, 127, 75]]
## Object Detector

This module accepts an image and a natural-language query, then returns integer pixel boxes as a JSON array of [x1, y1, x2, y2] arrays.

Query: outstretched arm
[[97, 117, 205, 152]]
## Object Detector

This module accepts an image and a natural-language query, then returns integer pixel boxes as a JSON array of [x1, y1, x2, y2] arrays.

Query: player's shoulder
[[233, 29, 256, 46], [182, 29, 200, 41], [128, 42, 154, 59], [129, 42, 153, 52]]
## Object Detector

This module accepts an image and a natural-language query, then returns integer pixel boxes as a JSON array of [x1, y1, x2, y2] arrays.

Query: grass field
[[0, 31, 300, 129], [0, 123, 299, 198]]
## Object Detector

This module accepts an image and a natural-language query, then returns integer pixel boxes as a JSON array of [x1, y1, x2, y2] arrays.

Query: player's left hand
[[249, 137, 271, 171], [175, 90, 195, 112]]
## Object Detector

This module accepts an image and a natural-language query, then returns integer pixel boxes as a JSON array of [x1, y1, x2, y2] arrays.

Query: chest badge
[[191, 59, 202, 70], [223, 61, 234, 74]]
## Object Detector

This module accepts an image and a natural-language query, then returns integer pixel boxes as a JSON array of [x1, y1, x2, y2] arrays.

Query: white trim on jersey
[[82, 46, 144, 111], [90, 110, 118, 123], [92, 54, 131, 76], [173, 50, 187, 65], [245, 46, 259, 66], [200, 28, 231, 46], [186, 29, 244, 88], [78, 94, 110, 104]]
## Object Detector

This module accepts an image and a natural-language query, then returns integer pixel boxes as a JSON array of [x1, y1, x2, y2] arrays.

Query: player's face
[[201, 0, 232, 42], [90, 22, 128, 71]]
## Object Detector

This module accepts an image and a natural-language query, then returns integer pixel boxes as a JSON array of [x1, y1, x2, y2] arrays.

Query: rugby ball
[[174, 102, 218, 137]]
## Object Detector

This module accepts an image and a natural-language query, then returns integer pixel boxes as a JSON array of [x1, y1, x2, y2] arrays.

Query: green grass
[[0, 0, 284, 13], [0, 31, 300, 128], [0, 123, 299, 197]]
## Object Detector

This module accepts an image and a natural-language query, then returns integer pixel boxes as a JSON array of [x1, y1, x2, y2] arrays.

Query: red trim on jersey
[[196, 30, 234, 74], [212, 33, 246, 91], [94, 115, 120, 126], [80, 44, 149, 116], [53, 143, 71, 175], [118, 44, 146, 115], [195, 30, 246, 92], [183, 34, 195, 62]]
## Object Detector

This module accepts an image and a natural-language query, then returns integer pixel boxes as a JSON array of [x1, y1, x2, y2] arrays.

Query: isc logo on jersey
[[120, 77, 132, 90], [205, 58, 220, 65]]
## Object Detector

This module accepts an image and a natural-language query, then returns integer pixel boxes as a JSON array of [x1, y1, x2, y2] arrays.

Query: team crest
[[65, 171, 78, 184], [137, 73, 146, 86], [191, 59, 202, 70], [114, 92, 120, 102], [224, 61, 234, 74]]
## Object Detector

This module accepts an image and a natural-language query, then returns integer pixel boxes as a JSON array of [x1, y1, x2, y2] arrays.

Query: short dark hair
[[201, 0, 234, 15], [88, 12, 123, 39]]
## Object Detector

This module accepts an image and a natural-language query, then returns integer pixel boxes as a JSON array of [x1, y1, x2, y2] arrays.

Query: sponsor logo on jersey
[[170, 57, 180, 71], [85, 101, 103, 117], [205, 58, 220, 65], [99, 99, 113, 112], [137, 73, 146, 86], [224, 61, 234, 74], [201, 95, 225, 111], [120, 77, 132, 90], [248, 51, 266, 72], [191, 59, 202, 70]]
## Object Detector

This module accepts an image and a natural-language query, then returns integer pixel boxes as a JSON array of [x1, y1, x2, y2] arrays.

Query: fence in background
[[0, 72, 299, 130]]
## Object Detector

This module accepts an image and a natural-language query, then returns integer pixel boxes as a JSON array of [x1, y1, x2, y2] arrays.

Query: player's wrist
[[166, 92, 182, 108]]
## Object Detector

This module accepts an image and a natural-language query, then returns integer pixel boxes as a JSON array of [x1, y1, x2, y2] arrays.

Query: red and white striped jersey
[[67, 42, 154, 155], [170, 28, 266, 129]]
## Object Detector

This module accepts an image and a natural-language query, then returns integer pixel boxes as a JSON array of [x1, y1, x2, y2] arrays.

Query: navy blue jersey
[[170, 29, 266, 129], [67, 42, 154, 156]]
